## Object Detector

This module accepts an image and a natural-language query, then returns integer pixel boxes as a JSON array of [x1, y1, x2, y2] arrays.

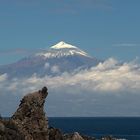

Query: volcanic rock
[[11, 87, 49, 140], [71, 132, 85, 140], [48, 127, 63, 140], [63, 132, 85, 140], [0, 119, 24, 140]]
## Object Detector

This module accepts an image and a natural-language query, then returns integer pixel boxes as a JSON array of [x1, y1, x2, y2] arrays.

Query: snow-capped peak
[[50, 41, 77, 49], [35, 41, 91, 59]]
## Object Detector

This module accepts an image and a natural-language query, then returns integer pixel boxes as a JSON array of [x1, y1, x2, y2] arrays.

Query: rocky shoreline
[[0, 87, 119, 140]]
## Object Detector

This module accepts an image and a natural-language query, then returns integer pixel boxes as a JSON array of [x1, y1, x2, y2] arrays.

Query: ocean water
[[49, 117, 140, 140]]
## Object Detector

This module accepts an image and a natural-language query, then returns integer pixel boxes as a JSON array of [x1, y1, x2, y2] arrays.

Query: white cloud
[[0, 73, 8, 82], [44, 62, 50, 69], [1, 58, 140, 116], [95, 58, 118, 70], [1, 58, 140, 94], [51, 65, 60, 73]]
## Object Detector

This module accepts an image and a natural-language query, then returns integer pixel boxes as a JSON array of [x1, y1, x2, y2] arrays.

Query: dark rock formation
[[0, 87, 49, 140], [72, 132, 84, 140], [0, 87, 118, 140], [81, 135, 96, 140], [48, 127, 63, 140], [11, 87, 49, 140], [63, 132, 85, 140], [63, 132, 96, 140], [0, 119, 24, 140], [101, 136, 117, 140]]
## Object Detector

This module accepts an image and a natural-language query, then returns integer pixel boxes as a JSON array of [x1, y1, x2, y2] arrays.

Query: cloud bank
[[0, 58, 140, 116], [1, 58, 139, 94]]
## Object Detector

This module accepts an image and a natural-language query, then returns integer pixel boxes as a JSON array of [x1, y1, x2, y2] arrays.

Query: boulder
[[72, 132, 85, 140], [64, 132, 85, 140], [81, 135, 96, 140], [48, 127, 63, 140], [101, 136, 117, 140]]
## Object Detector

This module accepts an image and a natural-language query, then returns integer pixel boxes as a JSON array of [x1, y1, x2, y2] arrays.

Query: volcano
[[0, 41, 100, 78]]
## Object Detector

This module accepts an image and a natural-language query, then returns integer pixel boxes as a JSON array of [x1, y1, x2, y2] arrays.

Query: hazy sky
[[0, 0, 140, 65]]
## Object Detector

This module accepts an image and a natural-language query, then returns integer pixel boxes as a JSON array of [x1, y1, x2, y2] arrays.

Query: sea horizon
[[48, 117, 140, 140]]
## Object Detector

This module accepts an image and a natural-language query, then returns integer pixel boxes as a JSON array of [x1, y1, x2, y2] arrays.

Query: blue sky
[[1, 0, 140, 117], [0, 0, 140, 65]]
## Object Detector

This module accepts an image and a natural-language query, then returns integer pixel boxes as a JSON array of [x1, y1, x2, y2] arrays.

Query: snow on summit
[[36, 41, 91, 58], [51, 41, 77, 49]]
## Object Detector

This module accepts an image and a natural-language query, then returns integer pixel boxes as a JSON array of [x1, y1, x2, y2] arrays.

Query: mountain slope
[[0, 41, 100, 78]]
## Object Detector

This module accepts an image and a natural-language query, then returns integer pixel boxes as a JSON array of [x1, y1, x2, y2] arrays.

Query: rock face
[[0, 119, 24, 140], [72, 132, 84, 140], [101, 136, 117, 140], [63, 132, 96, 140], [11, 87, 49, 140], [48, 127, 63, 140]]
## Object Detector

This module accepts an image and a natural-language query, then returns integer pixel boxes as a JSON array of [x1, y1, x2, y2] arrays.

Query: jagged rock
[[0, 119, 24, 140], [64, 132, 85, 140], [101, 136, 117, 140], [48, 127, 63, 140], [11, 87, 49, 140], [81, 135, 96, 140], [72, 132, 84, 140], [63, 132, 97, 140], [0, 120, 5, 134]]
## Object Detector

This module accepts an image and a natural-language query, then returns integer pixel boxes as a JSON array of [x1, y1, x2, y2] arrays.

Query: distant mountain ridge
[[0, 41, 100, 78]]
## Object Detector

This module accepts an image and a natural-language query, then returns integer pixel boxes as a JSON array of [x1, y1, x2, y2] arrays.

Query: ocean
[[49, 117, 140, 140]]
